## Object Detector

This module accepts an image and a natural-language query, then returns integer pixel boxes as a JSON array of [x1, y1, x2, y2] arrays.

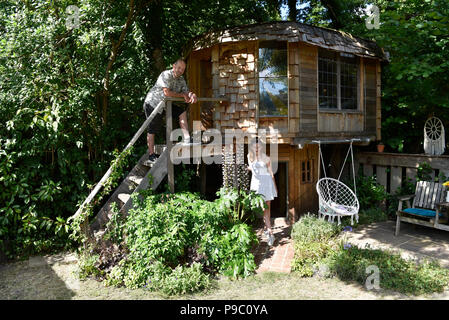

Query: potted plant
[[377, 142, 385, 153]]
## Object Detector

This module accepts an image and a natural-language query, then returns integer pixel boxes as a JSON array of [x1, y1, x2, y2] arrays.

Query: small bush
[[346, 173, 386, 210], [291, 214, 341, 242], [291, 215, 340, 276], [291, 240, 336, 277], [324, 244, 449, 295]]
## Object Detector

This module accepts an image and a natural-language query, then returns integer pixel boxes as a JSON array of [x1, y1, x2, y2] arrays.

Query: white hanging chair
[[315, 140, 360, 225], [424, 117, 445, 156], [316, 177, 359, 225]]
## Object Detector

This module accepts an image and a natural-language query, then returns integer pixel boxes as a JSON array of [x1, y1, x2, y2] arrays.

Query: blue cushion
[[403, 208, 442, 218]]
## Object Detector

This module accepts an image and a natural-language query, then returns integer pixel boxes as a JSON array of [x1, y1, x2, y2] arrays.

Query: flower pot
[[446, 191, 449, 203], [377, 144, 385, 153]]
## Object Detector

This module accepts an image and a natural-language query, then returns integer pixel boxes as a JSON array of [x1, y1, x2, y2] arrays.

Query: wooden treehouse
[[184, 21, 388, 224], [73, 21, 388, 240]]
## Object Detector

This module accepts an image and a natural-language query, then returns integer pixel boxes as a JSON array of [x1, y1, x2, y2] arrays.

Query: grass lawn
[[1, 251, 449, 300]]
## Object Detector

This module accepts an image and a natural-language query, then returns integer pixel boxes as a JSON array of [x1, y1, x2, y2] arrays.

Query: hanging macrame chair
[[424, 117, 445, 156], [315, 140, 360, 225]]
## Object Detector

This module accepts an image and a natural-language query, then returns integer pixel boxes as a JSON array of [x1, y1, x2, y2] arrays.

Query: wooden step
[[128, 175, 144, 185], [117, 193, 131, 204]]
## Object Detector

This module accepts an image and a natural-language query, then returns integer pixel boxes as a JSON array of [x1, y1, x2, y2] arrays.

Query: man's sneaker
[[144, 153, 159, 166]]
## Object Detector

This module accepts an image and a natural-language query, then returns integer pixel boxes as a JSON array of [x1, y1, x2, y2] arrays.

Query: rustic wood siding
[[298, 42, 318, 132], [288, 42, 300, 133], [376, 61, 382, 141], [364, 59, 377, 135], [318, 113, 364, 132]]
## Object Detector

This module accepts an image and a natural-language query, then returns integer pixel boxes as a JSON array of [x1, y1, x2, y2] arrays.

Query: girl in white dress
[[247, 142, 278, 246]]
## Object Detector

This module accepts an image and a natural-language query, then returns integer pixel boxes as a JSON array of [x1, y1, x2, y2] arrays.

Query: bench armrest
[[397, 194, 415, 211], [397, 194, 415, 201]]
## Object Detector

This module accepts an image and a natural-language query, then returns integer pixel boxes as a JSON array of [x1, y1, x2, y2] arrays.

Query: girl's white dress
[[249, 155, 277, 201]]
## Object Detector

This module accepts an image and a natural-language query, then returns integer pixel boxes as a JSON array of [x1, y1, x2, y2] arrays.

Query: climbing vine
[[69, 146, 135, 245]]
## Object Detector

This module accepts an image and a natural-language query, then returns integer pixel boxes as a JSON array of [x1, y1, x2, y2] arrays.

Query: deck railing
[[355, 152, 449, 194]]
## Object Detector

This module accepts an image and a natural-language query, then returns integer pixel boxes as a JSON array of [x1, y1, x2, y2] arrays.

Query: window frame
[[318, 49, 361, 113], [257, 40, 289, 118]]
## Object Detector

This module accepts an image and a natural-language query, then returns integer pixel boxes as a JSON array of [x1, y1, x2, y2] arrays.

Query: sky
[[280, 1, 311, 21]]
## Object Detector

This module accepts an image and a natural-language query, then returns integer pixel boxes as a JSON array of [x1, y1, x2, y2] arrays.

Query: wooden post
[[166, 100, 175, 193]]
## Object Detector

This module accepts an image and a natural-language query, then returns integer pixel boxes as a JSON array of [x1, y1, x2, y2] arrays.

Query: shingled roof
[[188, 21, 388, 61]]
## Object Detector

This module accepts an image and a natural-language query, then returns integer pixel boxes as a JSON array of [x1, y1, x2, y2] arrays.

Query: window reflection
[[258, 41, 288, 116], [259, 78, 288, 116]]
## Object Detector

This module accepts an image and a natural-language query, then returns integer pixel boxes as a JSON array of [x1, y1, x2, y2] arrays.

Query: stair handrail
[[69, 99, 166, 223], [69, 96, 227, 224]]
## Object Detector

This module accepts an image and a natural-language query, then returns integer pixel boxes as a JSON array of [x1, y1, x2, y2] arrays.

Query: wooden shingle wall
[[212, 42, 257, 132]]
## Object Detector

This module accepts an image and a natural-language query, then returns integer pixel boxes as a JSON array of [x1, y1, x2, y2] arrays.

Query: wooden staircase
[[69, 97, 227, 242], [90, 145, 167, 238]]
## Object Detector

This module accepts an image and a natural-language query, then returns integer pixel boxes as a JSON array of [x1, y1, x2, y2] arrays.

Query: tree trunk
[[138, 0, 165, 79], [288, 0, 297, 22]]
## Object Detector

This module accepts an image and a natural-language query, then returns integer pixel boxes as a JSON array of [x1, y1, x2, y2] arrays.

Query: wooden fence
[[355, 152, 449, 194]]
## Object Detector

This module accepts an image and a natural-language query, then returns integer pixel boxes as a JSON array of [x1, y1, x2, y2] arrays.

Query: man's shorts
[[143, 101, 189, 134]]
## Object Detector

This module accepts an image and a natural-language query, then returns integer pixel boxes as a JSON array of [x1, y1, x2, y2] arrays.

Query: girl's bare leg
[[264, 200, 272, 235]]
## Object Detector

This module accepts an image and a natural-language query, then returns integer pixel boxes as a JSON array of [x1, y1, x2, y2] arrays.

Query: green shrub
[[291, 214, 341, 243], [83, 189, 262, 295], [291, 240, 337, 277], [291, 215, 341, 277], [76, 252, 103, 280], [324, 244, 449, 295], [150, 262, 211, 296], [346, 173, 386, 210]]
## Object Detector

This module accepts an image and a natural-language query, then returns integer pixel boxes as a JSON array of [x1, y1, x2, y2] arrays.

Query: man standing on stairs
[[143, 58, 198, 163]]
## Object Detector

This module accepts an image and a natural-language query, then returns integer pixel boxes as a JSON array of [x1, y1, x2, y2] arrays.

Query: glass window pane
[[258, 41, 287, 77], [341, 57, 358, 110], [259, 77, 288, 116], [318, 49, 338, 109]]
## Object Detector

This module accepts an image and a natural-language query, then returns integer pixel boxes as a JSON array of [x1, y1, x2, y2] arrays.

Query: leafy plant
[[346, 173, 387, 211], [80, 189, 262, 295], [324, 244, 449, 295], [291, 214, 341, 243]]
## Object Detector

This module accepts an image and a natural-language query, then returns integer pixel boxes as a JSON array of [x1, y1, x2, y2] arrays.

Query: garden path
[[253, 218, 294, 273]]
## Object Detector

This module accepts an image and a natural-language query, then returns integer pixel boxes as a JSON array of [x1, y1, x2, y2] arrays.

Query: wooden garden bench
[[395, 181, 449, 236]]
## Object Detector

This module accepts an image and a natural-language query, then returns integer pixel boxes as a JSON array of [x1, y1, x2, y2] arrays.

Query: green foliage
[[290, 215, 340, 276], [291, 214, 341, 242], [357, 207, 388, 225], [80, 190, 261, 295], [150, 262, 211, 296], [291, 215, 449, 295], [324, 244, 449, 295], [103, 203, 125, 244], [347, 172, 387, 210], [0, 0, 278, 258], [291, 240, 336, 277], [68, 146, 134, 245], [76, 251, 103, 280], [215, 187, 266, 224], [417, 162, 434, 182]]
